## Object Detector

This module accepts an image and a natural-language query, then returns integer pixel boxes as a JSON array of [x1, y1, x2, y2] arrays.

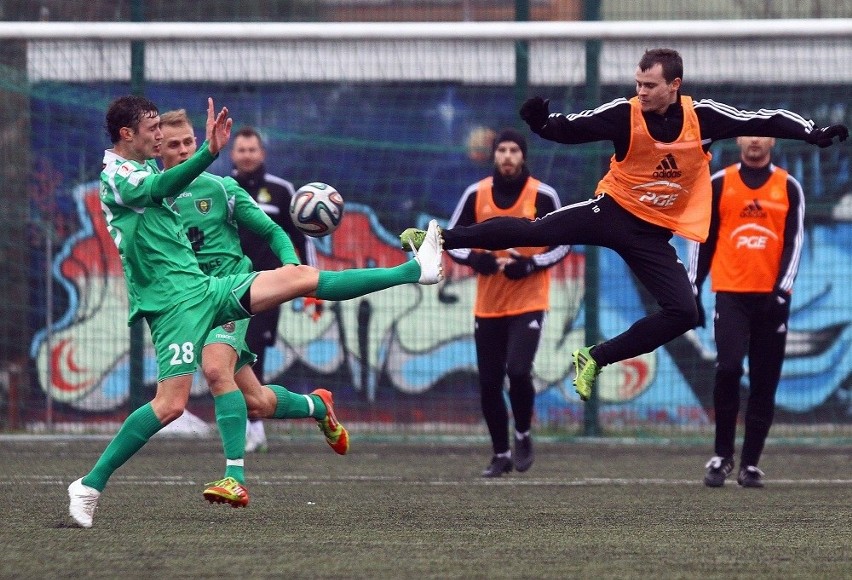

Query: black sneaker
[[703, 456, 734, 487], [513, 435, 534, 473], [481, 455, 512, 478], [737, 465, 765, 488]]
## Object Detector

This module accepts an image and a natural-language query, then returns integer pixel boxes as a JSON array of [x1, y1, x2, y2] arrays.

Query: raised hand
[[805, 124, 849, 148], [205, 97, 233, 155], [519, 96, 550, 132]]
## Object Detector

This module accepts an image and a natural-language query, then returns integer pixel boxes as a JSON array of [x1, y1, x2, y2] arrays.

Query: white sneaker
[[68, 478, 100, 528], [244, 421, 268, 453], [412, 219, 444, 285]]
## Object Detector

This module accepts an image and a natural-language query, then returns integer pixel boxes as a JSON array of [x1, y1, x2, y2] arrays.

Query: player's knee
[[669, 299, 699, 333], [202, 363, 232, 391], [716, 364, 744, 384], [156, 400, 188, 424], [274, 264, 320, 295], [277, 263, 314, 279], [506, 366, 533, 384]]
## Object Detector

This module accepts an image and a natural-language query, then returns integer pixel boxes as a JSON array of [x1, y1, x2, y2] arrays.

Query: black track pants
[[474, 311, 544, 455], [712, 292, 789, 466], [444, 194, 697, 365]]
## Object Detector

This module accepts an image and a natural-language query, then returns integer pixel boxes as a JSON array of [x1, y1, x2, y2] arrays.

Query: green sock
[[315, 261, 420, 301], [214, 390, 247, 484], [269, 384, 327, 420], [82, 402, 163, 492]]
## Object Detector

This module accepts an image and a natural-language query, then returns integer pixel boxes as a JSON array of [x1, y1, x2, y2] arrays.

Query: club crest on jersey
[[195, 198, 212, 215], [258, 188, 272, 203], [221, 321, 236, 333]]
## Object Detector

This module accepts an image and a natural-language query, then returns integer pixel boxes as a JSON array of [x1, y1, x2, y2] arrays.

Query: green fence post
[[582, 0, 602, 436], [128, 0, 146, 412], [514, 0, 530, 119]]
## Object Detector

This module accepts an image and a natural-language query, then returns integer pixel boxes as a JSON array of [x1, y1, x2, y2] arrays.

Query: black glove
[[694, 292, 706, 329], [467, 251, 499, 276], [805, 124, 849, 148], [519, 97, 550, 132], [503, 256, 536, 280]]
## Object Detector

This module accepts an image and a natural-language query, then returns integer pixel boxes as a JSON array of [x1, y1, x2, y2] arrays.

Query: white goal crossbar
[[0, 19, 850, 40], [7, 20, 852, 84]]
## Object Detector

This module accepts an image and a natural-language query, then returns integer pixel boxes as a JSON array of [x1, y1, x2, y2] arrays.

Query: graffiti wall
[[20, 81, 852, 427], [26, 181, 852, 427]]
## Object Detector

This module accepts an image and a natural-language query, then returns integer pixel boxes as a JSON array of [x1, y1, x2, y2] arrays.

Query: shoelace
[[705, 456, 727, 470], [206, 477, 239, 488], [79, 494, 98, 512]]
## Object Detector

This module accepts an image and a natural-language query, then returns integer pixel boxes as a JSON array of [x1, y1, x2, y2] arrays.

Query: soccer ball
[[289, 182, 345, 237]]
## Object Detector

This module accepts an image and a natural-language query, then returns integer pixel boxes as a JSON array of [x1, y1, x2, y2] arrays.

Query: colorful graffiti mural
[[21, 81, 852, 425], [27, 179, 852, 425], [28, 181, 660, 419]]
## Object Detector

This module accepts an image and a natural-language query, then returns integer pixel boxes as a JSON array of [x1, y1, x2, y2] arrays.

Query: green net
[[0, 13, 850, 437]]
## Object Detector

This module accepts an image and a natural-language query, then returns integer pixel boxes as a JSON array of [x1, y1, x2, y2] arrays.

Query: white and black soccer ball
[[289, 182, 345, 237]]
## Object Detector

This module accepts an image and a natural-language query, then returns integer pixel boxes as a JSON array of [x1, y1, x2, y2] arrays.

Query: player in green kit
[[158, 109, 349, 505], [68, 95, 443, 528]]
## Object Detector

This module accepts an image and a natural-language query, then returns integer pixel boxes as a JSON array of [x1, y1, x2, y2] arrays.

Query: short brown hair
[[234, 126, 265, 149], [638, 48, 683, 84], [104, 95, 159, 143]]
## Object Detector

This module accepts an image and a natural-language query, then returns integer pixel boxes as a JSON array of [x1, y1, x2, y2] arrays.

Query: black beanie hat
[[492, 128, 528, 159]]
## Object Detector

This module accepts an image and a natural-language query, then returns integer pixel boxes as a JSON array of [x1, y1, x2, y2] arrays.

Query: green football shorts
[[202, 318, 256, 373], [147, 273, 258, 381]]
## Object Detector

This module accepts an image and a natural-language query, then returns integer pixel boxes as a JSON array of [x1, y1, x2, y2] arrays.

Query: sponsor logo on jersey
[[195, 198, 212, 215], [117, 162, 134, 177], [729, 223, 777, 249], [735, 235, 769, 249], [652, 153, 682, 178], [633, 180, 684, 208], [739, 199, 767, 219]]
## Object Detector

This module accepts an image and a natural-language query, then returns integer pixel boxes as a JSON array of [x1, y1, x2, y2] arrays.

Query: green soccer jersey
[[100, 143, 218, 324], [167, 173, 300, 278]]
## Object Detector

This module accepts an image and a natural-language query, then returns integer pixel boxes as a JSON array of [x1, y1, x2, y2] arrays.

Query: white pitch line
[[2, 475, 851, 486]]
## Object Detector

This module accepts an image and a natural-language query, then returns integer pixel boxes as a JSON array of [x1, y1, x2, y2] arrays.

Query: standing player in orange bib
[[689, 136, 804, 489], [401, 48, 847, 402], [446, 129, 570, 477]]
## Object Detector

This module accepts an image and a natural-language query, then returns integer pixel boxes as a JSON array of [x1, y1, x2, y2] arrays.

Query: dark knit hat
[[492, 128, 528, 159]]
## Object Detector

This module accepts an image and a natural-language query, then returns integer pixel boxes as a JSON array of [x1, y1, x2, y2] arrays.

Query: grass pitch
[[1, 436, 849, 579]]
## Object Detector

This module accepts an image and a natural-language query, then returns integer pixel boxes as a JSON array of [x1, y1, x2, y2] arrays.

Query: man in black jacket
[[230, 126, 321, 452]]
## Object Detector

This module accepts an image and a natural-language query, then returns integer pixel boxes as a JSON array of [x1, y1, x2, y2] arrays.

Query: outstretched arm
[[695, 99, 848, 147], [520, 96, 631, 145]]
